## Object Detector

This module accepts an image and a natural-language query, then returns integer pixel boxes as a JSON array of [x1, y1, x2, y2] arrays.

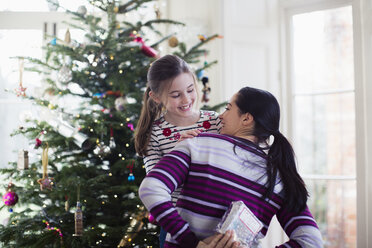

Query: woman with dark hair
[[139, 86, 323, 248]]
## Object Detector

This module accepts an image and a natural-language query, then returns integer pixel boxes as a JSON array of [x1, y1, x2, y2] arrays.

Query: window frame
[[279, 0, 371, 247]]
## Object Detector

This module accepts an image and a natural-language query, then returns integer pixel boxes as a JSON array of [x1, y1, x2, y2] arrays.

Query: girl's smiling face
[[162, 72, 198, 123]]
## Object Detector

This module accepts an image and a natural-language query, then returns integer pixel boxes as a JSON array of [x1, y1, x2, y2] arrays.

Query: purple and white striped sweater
[[139, 133, 323, 248]]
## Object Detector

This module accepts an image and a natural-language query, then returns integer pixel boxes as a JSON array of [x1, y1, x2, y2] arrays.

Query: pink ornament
[[148, 213, 157, 224], [3, 191, 19, 206], [141, 45, 158, 58]]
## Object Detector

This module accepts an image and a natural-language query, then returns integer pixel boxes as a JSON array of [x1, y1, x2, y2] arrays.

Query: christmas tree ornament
[[131, 35, 159, 58], [127, 123, 134, 131], [127, 162, 135, 181], [48, 117, 94, 151], [141, 44, 158, 58], [154, 4, 161, 19], [64, 28, 71, 44], [168, 36, 179, 47], [73, 186, 83, 237], [35, 138, 42, 148], [109, 128, 116, 149], [14, 57, 27, 97], [50, 38, 57, 45], [65, 195, 69, 211], [17, 149, 29, 170], [198, 34, 207, 41], [77, 5, 87, 16], [114, 96, 127, 112], [201, 76, 211, 103], [2, 183, 19, 212], [196, 69, 205, 80], [73, 201, 83, 236], [43, 220, 63, 240], [147, 213, 156, 224], [37, 143, 54, 191], [93, 141, 111, 157], [57, 65, 73, 84]]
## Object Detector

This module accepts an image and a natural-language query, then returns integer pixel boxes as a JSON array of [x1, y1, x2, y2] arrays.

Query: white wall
[[163, 0, 224, 107]]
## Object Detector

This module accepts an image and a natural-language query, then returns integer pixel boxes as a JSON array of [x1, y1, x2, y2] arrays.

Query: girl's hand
[[178, 129, 201, 142], [196, 231, 241, 248]]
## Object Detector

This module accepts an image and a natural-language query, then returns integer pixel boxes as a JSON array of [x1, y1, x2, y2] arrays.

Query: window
[[288, 5, 356, 247]]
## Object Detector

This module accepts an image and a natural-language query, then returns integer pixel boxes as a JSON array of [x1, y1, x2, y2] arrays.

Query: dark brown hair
[[134, 55, 197, 156], [235, 87, 308, 213]]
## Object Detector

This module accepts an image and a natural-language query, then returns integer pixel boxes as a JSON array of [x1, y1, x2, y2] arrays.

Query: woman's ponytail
[[235, 87, 308, 213], [134, 87, 162, 157], [267, 131, 308, 213]]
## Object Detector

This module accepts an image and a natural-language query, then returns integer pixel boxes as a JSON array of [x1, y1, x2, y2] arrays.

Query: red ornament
[[141, 45, 158, 58], [163, 128, 172, 137], [3, 191, 18, 206], [203, 121, 211, 129], [35, 138, 42, 148]]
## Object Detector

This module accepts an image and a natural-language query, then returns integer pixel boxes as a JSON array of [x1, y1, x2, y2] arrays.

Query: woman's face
[[218, 93, 246, 136]]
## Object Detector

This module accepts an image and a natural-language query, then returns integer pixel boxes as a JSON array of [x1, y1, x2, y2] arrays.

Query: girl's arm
[[142, 134, 162, 173]]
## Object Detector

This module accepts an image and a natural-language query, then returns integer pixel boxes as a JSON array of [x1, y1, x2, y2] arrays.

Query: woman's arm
[[276, 206, 323, 248]]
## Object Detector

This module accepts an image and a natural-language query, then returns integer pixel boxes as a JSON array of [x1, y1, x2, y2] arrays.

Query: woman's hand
[[196, 231, 241, 248], [178, 129, 201, 142]]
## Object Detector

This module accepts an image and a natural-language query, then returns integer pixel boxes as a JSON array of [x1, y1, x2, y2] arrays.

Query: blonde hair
[[134, 55, 198, 156]]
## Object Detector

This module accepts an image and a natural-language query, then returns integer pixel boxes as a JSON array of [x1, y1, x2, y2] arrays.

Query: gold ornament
[[73, 201, 83, 236], [64, 28, 71, 44], [168, 36, 179, 47], [37, 143, 54, 191]]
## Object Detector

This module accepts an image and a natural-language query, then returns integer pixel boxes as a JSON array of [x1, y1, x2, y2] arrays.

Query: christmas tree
[[0, 0, 219, 247]]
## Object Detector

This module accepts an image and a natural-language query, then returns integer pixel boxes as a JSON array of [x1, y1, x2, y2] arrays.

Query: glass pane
[[294, 93, 356, 176], [292, 6, 356, 248], [292, 6, 354, 93], [306, 179, 356, 248]]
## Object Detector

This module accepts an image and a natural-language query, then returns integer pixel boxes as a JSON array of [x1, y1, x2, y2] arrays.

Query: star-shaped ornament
[[15, 85, 27, 97]]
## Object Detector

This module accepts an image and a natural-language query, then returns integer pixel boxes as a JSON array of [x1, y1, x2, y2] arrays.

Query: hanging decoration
[[43, 220, 63, 240], [48, 116, 94, 151], [17, 149, 29, 170], [65, 195, 69, 211], [93, 132, 111, 157], [117, 207, 147, 247], [64, 28, 71, 44], [114, 96, 127, 112], [147, 213, 157, 224], [127, 161, 135, 181], [168, 36, 179, 47], [201, 76, 211, 103], [37, 143, 54, 191], [77, 5, 87, 16], [14, 57, 27, 97], [131, 35, 158, 58], [127, 123, 134, 131], [73, 186, 83, 237], [109, 127, 116, 149], [57, 65, 73, 85], [2, 182, 19, 212]]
